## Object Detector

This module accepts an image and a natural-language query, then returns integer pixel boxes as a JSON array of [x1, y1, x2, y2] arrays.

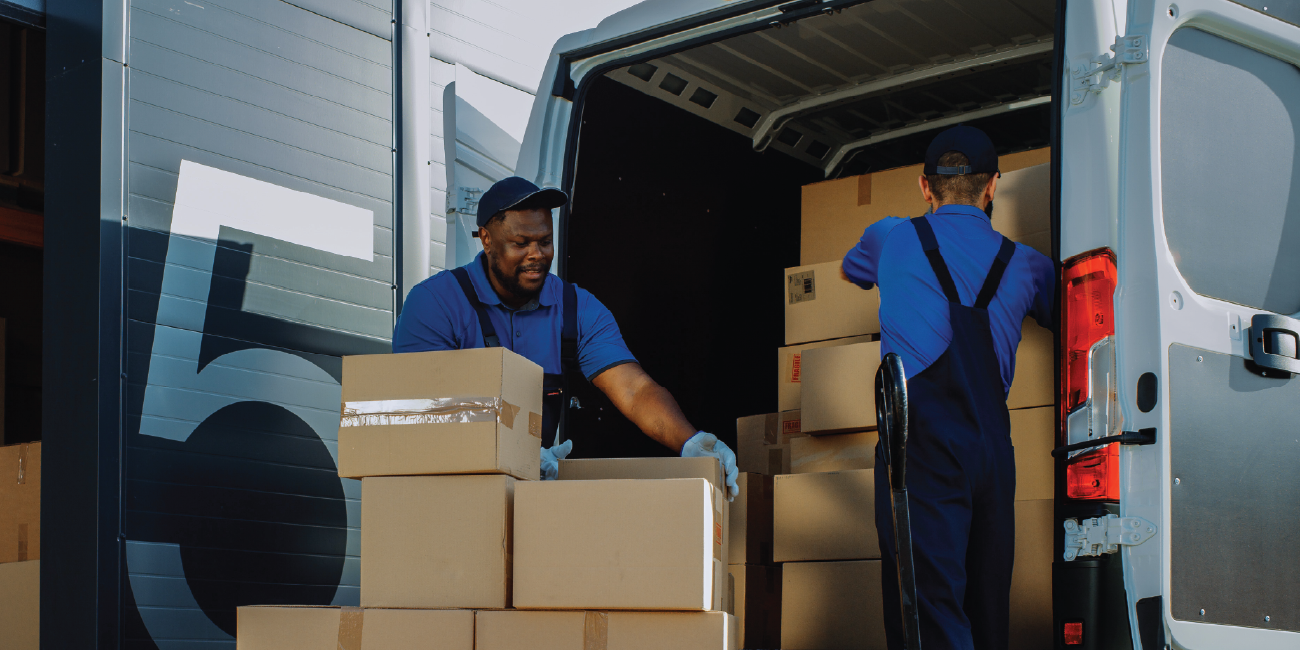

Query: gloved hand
[[540, 439, 573, 480], [681, 431, 739, 500]]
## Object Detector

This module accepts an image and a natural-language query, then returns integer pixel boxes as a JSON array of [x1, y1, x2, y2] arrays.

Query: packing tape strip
[[16, 444, 26, 484], [337, 607, 363, 650], [340, 397, 521, 429], [583, 611, 608, 650]]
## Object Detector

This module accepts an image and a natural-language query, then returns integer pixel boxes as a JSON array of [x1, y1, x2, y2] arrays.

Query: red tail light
[[1060, 248, 1119, 501], [1065, 443, 1120, 500], [1063, 620, 1085, 645]]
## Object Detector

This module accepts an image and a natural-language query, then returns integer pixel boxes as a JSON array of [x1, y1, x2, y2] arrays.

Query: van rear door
[[1113, 1, 1300, 646]]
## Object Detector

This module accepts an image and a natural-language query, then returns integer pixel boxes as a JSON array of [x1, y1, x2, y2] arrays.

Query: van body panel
[[1115, 0, 1300, 646]]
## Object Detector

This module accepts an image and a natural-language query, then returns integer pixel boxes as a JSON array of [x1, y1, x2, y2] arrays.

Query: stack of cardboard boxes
[[0, 440, 40, 650], [237, 348, 737, 649], [736, 150, 1056, 650]]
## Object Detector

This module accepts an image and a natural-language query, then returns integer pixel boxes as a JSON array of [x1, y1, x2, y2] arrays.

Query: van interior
[[561, 0, 1056, 457]]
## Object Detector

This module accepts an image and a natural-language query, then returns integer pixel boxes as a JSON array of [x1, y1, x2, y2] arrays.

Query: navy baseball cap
[[923, 125, 999, 176], [476, 176, 568, 228]]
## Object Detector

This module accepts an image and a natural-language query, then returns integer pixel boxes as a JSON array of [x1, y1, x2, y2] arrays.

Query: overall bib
[[450, 259, 584, 447], [875, 216, 1018, 650]]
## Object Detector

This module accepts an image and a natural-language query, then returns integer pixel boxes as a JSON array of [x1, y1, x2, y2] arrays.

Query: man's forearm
[[625, 381, 697, 452]]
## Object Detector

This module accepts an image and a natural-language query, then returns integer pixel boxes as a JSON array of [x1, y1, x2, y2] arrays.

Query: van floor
[[564, 77, 821, 457]]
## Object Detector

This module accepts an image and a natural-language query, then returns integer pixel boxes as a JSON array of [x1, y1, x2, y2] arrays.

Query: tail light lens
[[1063, 620, 1085, 646], [1060, 248, 1120, 501], [1065, 443, 1120, 500]]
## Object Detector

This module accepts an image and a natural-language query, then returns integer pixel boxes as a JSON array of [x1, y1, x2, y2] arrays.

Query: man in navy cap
[[393, 176, 739, 495], [842, 126, 1054, 649]]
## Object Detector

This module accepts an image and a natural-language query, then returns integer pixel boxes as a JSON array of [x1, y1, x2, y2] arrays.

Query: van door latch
[[1070, 35, 1148, 105], [1248, 313, 1300, 376], [1063, 514, 1157, 561]]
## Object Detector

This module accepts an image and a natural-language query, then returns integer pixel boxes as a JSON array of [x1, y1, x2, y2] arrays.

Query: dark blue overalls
[[875, 215, 1018, 650]]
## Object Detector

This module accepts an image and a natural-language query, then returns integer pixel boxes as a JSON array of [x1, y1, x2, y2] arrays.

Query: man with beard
[[393, 177, 738, 495]]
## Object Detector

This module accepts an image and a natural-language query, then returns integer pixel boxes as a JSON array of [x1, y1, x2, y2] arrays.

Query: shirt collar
[[933, 203, 991, 223], [467, 251, 561, 307]]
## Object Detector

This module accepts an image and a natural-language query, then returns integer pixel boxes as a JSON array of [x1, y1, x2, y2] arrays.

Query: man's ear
[[984, 173, 999, 205], [918, 175, 935, 206], [477, 226, 491, 249]]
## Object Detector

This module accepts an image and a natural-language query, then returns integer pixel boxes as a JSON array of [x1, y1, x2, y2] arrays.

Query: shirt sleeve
[[841, 216, 908, 290], [573, 285, 637, 380], [1026, 249, 1056, 331], [392, 279, 462, 353]]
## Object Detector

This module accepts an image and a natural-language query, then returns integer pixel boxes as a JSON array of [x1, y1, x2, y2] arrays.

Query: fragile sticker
[[788, 270, 816, 304], [791, 353, 802, 383], [782, 418, 801, 436]]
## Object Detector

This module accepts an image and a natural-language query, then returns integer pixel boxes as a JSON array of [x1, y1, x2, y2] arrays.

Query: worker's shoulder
[[867, 215, 910, 236], [1010, 242, 1053, 279], [408, 267, 462, 302]]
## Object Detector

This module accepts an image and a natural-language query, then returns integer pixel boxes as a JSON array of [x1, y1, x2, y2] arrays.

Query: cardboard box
[[800, 148, 1050, 265], [782, 560, 886, 650], [1007, 318, 1054, 410], [360, 474, 514, 608], [514, 478, 726, 611], [736, 412, 801, 475], [729, 472, 773, 565], [779, 336, 874, 412], [0, 441, 39, 563], [0, 559, 38, 650], [558, 456, 724, 492], [774, 469, 879, 562], [790, 430, 878, 474], [990, 163, 1050, 256], [800, 342, 881, 434], [338, 348, 542, 480], [475, 610, 737, 650], [1011, 407, 1055, 501], [236, 606, 474, 650], [1010, 499, 1054, 650], [728, 564, 781, 650], [785, 261, 880, 345]]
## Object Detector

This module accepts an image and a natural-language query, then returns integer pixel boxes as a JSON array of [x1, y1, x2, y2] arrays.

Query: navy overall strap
[[911, 216, 961, 304], [450, 266, 501, 347], [561, 280, 578, 371], [973, 237, 1017, 310]]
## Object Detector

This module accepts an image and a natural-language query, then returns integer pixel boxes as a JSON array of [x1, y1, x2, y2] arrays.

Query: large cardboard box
[[728, 564, 781, 650], [790, 430, 878, 474], [736, 412, 801, 475], [785, 261, 880, 345], [729, 472, 773, 565], [236, 606, 474, 650], [779, 336, 874, 412], [1011, 407, 1055, 501], [1007, 318, 1054, 410], [475, 610, 737, 650], [338, 348, 542, 480], [514, 478, 726, 610], [0, 441, 39, 563], [1010, 499, 1054, 650], [558, 456, 723, 492], [0, 559, 38, 650], [800, 148, 1050, 265], [782, 560, 887, 650], [990, 163, 1051, 256], [800, 342, 881, 434], [774, 469, 879, 562], [360, 474, 514, 608]]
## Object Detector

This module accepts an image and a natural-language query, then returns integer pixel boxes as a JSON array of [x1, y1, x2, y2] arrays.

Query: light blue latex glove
[[540, 439, 573, 480], [681, 432, 739, 500]]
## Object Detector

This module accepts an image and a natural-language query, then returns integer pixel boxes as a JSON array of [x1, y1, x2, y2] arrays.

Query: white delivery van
[[476, 0, 1299, 648]]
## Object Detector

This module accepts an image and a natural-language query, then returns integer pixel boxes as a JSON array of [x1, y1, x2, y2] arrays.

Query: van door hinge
[[448, 187, 483, 223], [1063, 514, 1157, 561], [1070, 35, 1148, 105]]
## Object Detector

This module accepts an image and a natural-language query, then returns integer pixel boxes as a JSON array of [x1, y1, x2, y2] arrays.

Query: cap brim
[[503, 187, 569, 212]]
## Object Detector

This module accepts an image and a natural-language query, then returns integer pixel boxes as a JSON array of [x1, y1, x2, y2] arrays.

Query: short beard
[[488, 254, 549, 302]]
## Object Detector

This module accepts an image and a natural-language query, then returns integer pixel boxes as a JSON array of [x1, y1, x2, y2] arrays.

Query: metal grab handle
[[1249, 313, 1300, 376], [875, 353, 921, 650]]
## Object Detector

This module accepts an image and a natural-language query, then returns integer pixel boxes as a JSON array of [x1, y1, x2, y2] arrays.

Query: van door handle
[[1248, 314, 1300, 376]]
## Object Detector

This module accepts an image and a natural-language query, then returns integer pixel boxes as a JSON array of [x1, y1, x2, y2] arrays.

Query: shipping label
[[788, 270, 816, 304]]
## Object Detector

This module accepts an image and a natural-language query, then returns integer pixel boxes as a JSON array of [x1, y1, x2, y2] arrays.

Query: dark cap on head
[[923, 125, 999, 176], [476, 176, 569, 228]]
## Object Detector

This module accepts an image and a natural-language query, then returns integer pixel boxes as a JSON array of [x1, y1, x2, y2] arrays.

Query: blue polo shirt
[[842, 204, 1055, 395], [393, 252, 637, 379]]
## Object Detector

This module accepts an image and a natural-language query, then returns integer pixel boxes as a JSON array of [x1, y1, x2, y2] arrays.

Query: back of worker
[[842, 126, 1054, 650]]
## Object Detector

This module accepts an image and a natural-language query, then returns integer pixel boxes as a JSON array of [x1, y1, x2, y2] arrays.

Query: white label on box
[[788, 270, 816, 304]]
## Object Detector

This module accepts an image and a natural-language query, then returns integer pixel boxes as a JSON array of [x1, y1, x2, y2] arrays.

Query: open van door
[[1103, 1, 1300, 647]]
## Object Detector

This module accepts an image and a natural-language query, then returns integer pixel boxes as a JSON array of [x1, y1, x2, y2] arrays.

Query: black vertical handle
[[876, 353, 921, 649]]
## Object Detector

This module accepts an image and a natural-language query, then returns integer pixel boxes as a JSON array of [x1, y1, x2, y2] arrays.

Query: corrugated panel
[[430, 56, 455, 274], [121, 0, 390, 646]]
